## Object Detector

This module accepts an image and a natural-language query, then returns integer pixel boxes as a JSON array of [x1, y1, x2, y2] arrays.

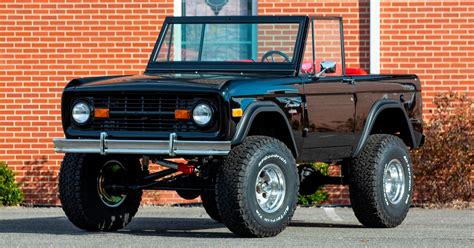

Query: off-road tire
[[216, 136, 299, 237], [349, 134, 413, 228], [201, 190, 221, 222], [59, 153, 142, 231]]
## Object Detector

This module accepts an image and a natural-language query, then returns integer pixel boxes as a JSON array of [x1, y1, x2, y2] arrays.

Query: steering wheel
[[261, 50, 290, 63]]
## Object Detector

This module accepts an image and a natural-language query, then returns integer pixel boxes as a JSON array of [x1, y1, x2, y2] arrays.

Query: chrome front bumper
[[53, 132, 231, 156]]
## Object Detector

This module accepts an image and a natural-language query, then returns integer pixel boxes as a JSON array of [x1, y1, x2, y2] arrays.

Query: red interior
[[300, 62, 314, 74], [345, 67, 368, 75], [300, 61, 368, 75]]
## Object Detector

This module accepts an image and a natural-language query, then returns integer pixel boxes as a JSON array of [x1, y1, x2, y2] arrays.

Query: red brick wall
[[380, 0, 474, 115], [1, 0, 472, 206], [0, 0, 176, 205]]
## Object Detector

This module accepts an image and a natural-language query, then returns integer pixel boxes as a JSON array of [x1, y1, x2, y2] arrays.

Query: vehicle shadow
[[0, 216, 229, 238], [0, 216, 361, 238], [122, 217, 232, 238], [290, 221, 362, 229]]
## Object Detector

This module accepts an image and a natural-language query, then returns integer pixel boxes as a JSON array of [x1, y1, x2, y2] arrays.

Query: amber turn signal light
[[94, 108, 109, 118], [175, 109, 191, 119], [232, 108, 243, 117]]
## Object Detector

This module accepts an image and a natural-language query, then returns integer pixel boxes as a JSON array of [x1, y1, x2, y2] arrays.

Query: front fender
[[231, 101, 299, 158]]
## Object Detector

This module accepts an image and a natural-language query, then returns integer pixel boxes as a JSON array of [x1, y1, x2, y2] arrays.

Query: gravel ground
[[0, 206, 472, 247]]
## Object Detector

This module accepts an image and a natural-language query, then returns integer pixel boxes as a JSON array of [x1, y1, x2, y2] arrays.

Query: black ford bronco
[[53, 16, 424, 237]]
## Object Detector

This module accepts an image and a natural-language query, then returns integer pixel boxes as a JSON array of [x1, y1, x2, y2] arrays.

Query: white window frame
[[173, 0, 257, 17]]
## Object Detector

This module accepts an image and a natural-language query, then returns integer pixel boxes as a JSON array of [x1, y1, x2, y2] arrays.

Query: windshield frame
[[145, 16, 309, 76]]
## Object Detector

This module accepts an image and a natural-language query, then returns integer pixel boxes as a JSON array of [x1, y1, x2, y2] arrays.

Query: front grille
[[84, 93, 214, 132]]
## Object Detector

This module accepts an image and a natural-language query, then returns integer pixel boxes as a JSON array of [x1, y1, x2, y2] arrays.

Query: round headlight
[[72, 101, 91, 124], [192, 103, 213, 126]]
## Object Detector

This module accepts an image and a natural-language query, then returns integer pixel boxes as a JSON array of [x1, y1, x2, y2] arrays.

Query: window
[[182, 0, 254, 16], [302, 18, 344, 76], [147, 16, 307, 74], [155, 23, 300, 63], [175, 0, 256, 64]]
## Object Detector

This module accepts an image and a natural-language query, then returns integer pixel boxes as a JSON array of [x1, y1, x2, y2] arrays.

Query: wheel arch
[[352, 100, 417, 158], [231, 101, 299, 158]]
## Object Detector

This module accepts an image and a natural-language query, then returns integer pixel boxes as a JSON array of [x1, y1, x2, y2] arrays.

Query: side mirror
[[316, 61, 337, 77]]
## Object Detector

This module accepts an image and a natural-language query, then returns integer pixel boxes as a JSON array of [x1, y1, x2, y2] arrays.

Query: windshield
[[154, 23, 299, 63], [146, 16, 307, 74]]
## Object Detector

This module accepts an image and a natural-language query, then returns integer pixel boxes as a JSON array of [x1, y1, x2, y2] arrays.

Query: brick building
[[0, 0, 472, 206]]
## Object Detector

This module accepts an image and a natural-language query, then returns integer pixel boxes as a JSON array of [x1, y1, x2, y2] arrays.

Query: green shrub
[[298, 162, 329, 206], [411, 92, 473, 206], [0, 161, 24, 206]]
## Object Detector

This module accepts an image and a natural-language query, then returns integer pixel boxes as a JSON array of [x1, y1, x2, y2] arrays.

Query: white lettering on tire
[[256, 206, 289, 223], [403, 155, 413, 204], [258, 154, 287, 167]]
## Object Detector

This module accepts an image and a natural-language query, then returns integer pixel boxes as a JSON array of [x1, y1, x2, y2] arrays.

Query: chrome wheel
[[255, 163, 286, 213], [97, 160, 128, 208], [383, 159, 405, 205]]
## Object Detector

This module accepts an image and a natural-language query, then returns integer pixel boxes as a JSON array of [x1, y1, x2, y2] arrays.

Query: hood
[[65, 74, 231, 93]]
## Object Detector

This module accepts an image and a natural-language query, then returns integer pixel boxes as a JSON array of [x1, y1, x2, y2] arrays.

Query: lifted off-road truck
[[53, 16, 424, 237]]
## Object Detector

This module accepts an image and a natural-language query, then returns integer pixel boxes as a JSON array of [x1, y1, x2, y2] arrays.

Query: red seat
[[345, 67, 368, 75], [301, 61, 369, 76], [300, 60, 343, 75], [300, 61, 314, 74]]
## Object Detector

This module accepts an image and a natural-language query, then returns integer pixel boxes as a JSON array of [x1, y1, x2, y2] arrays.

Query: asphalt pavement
[[0, 206, 472, 247]]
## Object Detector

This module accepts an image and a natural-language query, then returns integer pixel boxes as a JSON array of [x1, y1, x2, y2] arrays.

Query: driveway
[[0, 206, 472, 247]]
